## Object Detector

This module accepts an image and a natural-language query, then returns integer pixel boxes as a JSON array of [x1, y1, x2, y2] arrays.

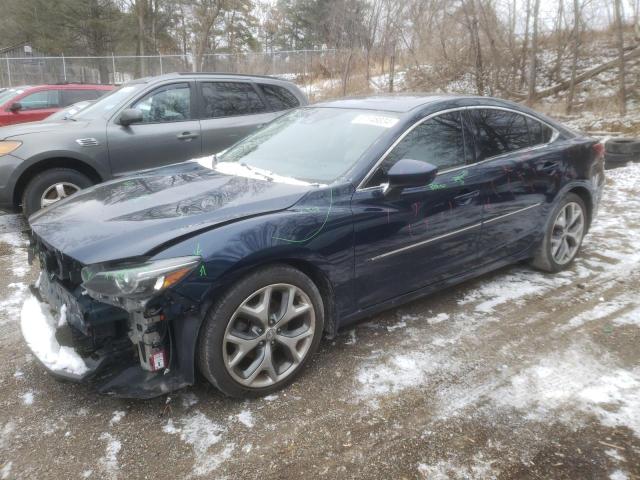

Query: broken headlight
[[81, 256, 201, 298]]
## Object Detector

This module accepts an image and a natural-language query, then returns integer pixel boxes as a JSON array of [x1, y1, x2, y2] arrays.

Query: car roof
[[311, 94, 460, 112], [131, 72, 297, 85]]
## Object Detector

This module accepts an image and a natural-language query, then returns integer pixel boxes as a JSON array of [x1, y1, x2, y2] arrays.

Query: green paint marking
[[193, 242, 202, 256], [272, 189, 333, 244], [428, 183, 446, 190], [452, 170, 469, 185], [199, 264, 207, 277]]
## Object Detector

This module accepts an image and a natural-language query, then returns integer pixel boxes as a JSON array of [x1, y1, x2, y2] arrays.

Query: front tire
[[22, 168, 93, 217], [530, 193, 587, 273], [197, 265, 324, 398]]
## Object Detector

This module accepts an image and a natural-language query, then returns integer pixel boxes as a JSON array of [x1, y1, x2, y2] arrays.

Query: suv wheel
[[22, 168, 93, 217], [198, 265, 324, 398], [531, 193, 587, 273]]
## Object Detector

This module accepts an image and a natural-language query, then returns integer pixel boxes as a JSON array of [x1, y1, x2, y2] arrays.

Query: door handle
[[540, 161, 558, 171], [177, 132, 199, 140], [454, 190, 479, 206]]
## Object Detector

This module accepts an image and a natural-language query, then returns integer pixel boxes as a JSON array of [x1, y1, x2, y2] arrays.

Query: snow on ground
[[0, 232, 29, 326], [163, 411, 235, 476], [98, 432, 121, 480]]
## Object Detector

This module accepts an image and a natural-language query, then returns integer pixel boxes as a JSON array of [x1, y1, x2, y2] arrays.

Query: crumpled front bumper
[[20, 283, 194, 399]]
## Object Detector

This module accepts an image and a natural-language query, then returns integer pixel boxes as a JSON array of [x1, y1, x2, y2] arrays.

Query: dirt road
[[1, 165, 638, 479]]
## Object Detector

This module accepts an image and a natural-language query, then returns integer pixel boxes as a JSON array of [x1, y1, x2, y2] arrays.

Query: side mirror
[[118, 108, 143, 127], [9, 102, 22, 112], [385, 159, 438, 195]]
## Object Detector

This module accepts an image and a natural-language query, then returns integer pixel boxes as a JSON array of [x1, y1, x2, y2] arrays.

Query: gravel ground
[[0, 164, 639, 480]]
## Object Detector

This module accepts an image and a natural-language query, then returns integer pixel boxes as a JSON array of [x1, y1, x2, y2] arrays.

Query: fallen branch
[[509, 46, 640, 100]]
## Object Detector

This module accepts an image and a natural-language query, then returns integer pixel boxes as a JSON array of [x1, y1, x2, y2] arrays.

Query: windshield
[[217, 108, 400, 184], [74, 83, 145, 119], [0, 86, 29, 105]]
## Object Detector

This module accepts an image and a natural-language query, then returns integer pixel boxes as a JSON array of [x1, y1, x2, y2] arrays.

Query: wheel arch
[[567, 185, 594, 231], [13, 157, 103, 208]]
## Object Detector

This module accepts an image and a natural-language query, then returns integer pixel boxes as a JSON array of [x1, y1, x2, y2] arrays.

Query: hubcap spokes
[[551, 202, 584, 265], [223, 284, 315, 388], [40, 182, 80, 208]]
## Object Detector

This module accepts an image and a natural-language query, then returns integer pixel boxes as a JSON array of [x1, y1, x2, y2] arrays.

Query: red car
[[0, 84, 114, 126]]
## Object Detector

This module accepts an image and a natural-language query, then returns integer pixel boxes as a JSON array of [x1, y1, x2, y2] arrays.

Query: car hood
[[29, 162, 313, 265], [0, 119, 91, 138]]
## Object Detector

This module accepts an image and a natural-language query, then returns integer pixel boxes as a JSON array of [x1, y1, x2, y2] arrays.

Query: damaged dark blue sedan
[[22, 95, 605, 398]]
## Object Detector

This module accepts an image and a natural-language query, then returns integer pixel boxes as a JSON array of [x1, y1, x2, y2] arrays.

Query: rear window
[[465, 109, 532, 161], [201, 82, 266, 118], [61, 89, 105, 106], [258, 84, 299, 110], [527, 117, 554, 145]]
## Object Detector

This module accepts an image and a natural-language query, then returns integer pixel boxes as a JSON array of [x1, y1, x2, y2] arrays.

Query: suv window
[[465, 109, 532, 161], [527, 117, 554, 145], [19, 90, 60, 110], [258, 84, 299, 110], [201, 82, 266, 118], [366, 111, 466, 187], [61, 89, 104, 107], [133, 83, 191, 123]]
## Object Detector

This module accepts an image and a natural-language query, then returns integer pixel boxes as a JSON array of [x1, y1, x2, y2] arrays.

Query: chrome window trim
[[357, 105, 560, 192], [368, 202, 543, 262]]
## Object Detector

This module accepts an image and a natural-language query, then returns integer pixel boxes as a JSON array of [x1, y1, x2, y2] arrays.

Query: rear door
[[197, 81, 281, 155], [106, 81, 202, 175], [464, 108, 560, 265]]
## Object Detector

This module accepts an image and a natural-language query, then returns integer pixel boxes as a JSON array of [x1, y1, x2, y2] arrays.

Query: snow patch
[[21, 391, 34, 405], [1, 461, 12, 480], [163, 411, 235, 476], [236, 410, 254, 428], [110, 411, 125, 425], [20, 295, 89, 376], [610, 470, 629, 480], [417, 453, 497, 479], [492, 344, 640, 436], [98, 433, 121, 480]]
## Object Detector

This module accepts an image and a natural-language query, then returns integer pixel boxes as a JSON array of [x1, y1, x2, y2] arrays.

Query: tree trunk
[[136, 0, 146, 77], [519, 0, 531, 88], [614, 0, 627, 115], [552, 0, 565, 82], [389, 42, 396, 93], [527, 0, 541, 105], [566, 0, 581, 114], [342, 50, 353, 96]]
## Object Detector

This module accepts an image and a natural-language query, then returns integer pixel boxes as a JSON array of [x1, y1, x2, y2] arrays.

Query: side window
[[527, 117, 554, 145], [19, 90, 60, 110], [61, 89, 102, 107], [201, 82, 266, 118], [258, 84, 299, 110], [366, 112, 466, 187], [133, 83, 191, 123], [465, 109, 531, 161]]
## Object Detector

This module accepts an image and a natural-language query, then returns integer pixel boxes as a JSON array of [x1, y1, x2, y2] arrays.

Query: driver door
[[352, 111, 484, 308], [106, 82, 202, 175]]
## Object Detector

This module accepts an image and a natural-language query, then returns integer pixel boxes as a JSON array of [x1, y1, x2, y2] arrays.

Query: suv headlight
[[81, 256, 201, 298], [0, 141, 22, 155]]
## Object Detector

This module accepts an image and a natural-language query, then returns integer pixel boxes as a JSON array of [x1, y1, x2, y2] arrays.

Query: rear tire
[[530, 193, 587, 273], [197, 264, 324, 398], [22, 168, 93, 217]]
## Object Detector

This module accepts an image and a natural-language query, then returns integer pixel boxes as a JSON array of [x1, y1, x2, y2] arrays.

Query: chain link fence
[[0, 48, 410, 100]]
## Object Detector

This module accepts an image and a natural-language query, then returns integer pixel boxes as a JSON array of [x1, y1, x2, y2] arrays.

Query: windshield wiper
[[240, 162, 274, 182]]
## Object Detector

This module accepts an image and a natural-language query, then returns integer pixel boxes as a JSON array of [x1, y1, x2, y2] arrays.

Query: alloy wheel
[[222, 283, 316, 388], [40, 182, 80, 208], [551, 201, 585, 265]]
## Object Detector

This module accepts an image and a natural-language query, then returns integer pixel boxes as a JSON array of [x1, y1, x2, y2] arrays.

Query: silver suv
[[0, 73, 307, 216]]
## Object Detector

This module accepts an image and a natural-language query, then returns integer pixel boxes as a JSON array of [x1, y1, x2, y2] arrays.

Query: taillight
[[593, 142, 605, 158]]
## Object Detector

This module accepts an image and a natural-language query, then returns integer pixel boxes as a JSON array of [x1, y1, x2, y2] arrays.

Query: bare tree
[[614, 0, 626, 115], [526, 0, 540, 104], [566, 0, 581, 114], [462, 0, 485, 95]]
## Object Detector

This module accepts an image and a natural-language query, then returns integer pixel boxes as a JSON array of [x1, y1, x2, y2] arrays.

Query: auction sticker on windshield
[[351, 114, 399, 128]]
